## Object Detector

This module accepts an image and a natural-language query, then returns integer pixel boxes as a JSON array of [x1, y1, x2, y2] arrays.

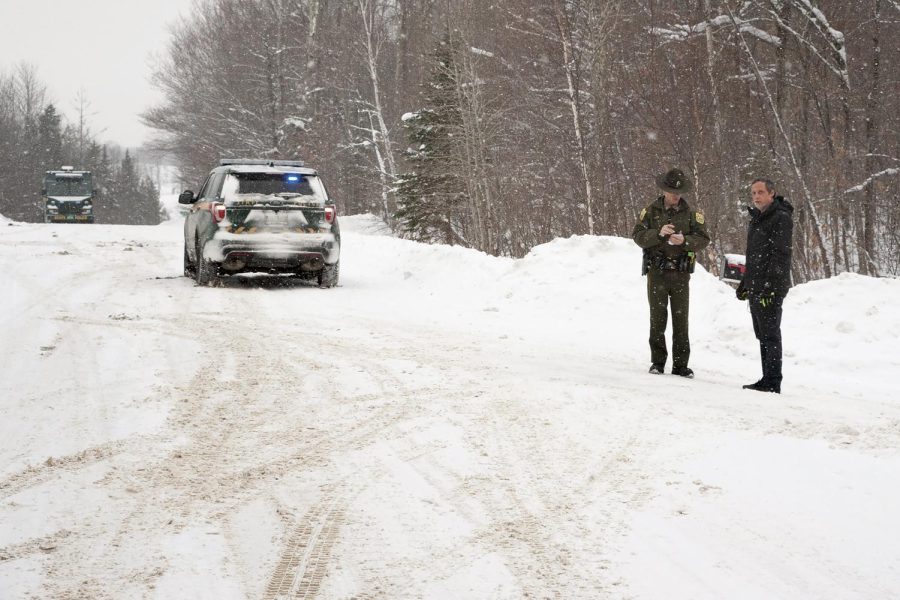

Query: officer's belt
[[654, 256, 686, 271]]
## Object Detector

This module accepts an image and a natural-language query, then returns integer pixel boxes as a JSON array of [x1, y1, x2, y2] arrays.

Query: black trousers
[[647, 270, 691, 368], [749, 294, 784, 384]]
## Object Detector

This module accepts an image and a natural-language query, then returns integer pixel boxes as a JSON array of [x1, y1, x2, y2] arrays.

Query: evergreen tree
[[113, 150, 140, 223], [89, 145, 113, 223], [137, 175, 161, 225], [394, 34, 468, 245], [11, 113, 42, 221], [36, 104, 63, 171]]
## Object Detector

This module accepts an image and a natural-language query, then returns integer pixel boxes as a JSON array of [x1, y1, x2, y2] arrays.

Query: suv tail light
[[324, 205, 335, 224], [211, 202, 227, 223]]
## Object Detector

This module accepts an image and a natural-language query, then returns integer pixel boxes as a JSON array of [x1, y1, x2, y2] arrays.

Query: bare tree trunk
[[553, 0, 594, 235], [365, 108, 391, 220], [611, 124, 636, 233], [702, 0, 723, 150], [357, 0, 398, 219], [13, 63, 46, 124], [701, 0, 727, 274], [863, 0, 882, 275], [73, 89, 92, 167], [452, 46, 492, 251], [265, 45, 279, 153]]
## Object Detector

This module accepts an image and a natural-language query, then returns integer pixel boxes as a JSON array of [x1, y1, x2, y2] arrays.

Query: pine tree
[[15, 105, 64, 221], [116, 150, 141, 223], [36, 104, 63, 171], [137, 175, 161, 225], [394, 34, 468, 245], [89, 145, 113, 223]]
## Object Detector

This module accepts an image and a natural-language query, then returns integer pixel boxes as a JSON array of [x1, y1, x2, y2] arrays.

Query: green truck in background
[[43, 167, 95, 223]]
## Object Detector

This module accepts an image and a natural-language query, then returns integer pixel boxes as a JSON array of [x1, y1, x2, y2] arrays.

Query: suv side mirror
[[178, 190, 196, 204]]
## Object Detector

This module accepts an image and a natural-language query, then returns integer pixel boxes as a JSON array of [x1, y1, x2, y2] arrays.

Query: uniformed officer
[[632, 168, 711, 377]]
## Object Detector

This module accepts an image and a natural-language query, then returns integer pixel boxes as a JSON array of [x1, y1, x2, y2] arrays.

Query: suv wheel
[[195, 241, 218, 286], [318, 261, 339, 288], [183, 244, 195, 278]]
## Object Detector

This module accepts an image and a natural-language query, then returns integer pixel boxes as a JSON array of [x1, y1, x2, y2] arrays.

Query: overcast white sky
[[0, 0, 190, 148]]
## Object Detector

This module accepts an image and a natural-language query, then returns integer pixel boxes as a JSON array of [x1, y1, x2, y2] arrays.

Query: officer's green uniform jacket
[[632, 196, 710, 270], [632, 196, 711, 370]]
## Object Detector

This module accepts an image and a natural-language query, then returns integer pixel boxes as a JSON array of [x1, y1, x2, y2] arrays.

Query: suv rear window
[[223, 173, 323, 198]]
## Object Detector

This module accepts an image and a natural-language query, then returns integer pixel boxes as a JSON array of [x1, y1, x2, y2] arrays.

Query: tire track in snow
[[0, 529, 72, 563], [50, 297, 435, 597], [0, 440, 129, 500], [262, 483, 349, 600], [354, 349, 664, 598], [469, 388, 659, 598], [260, 433, 445, 600]]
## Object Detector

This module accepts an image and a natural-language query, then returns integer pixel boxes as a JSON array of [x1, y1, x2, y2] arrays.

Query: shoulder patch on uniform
[[639, 208, 647, 221], [695, 211, 705, 224]]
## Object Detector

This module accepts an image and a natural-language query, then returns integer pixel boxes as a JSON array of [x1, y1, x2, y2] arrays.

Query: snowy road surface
[[1, 214, 899, 599]]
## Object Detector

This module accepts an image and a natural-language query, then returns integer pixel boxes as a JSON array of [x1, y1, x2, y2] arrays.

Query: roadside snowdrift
[[342, 214, 900, 390]]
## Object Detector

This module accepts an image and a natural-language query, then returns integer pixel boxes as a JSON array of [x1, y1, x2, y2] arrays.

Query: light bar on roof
[[219, 159, 304, 167]]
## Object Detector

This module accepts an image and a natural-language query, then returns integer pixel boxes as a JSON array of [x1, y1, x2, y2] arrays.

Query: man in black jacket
[[736, 178, 793, 393]]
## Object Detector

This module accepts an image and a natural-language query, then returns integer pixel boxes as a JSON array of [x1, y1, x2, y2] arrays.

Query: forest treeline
[[144, 0, 899, 280], [0, 65, 162, 225]]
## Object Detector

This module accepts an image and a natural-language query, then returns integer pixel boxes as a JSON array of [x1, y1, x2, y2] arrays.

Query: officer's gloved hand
[[758, 291, 776, 307], [736, 282, 748, 301]]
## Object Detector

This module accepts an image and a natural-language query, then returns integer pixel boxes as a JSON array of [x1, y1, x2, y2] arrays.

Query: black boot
[[743, 379, 780, 393], [648, 364, 665, 375], [672, 366, 694, 378], [760, 379, 781, 393]]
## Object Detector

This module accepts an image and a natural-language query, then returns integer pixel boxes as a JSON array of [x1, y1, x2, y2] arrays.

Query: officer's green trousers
[[646, 270, 691, 369]]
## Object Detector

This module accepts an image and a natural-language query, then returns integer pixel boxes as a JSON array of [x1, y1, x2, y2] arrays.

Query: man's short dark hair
[[751, 178, 776, 193]]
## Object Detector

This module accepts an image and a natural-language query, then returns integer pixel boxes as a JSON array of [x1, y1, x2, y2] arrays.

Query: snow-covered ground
[[1, 208, 899, 599]]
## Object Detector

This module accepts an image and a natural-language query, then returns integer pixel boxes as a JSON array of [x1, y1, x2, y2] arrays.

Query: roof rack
[[219, 159, 304, 167]]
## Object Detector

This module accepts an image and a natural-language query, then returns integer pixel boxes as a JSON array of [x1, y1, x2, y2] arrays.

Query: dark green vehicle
[[179, 159, 340, 287], [43, 167, 95, 223]]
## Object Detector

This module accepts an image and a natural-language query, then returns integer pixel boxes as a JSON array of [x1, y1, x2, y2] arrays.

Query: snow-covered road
[[1, 215, 899, 599]]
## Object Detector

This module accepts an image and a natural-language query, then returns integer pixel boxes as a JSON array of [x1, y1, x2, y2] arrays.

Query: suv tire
[[183, 244, 195, 278], [318, 261, 339, 288], [195, 241, 218, 286]]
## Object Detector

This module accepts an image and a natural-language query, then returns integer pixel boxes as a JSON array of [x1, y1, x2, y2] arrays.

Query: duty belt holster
[[643, 252, 696, 274], [657, 257, 681, 271]]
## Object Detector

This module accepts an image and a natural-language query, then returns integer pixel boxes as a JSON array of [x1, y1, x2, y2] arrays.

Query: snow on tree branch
[[845, 169, 899, 194], [767, 0, 850, 90], [470, 47, 495, 58], [649, 15, 781, 46]]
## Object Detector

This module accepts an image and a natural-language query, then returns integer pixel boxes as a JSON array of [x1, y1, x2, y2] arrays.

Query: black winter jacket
[[739, 196, 793, 297]]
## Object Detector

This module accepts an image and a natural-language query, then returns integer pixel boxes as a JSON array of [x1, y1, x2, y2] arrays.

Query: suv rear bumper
[[203, 232, 339, 273]]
